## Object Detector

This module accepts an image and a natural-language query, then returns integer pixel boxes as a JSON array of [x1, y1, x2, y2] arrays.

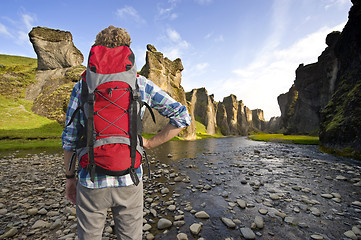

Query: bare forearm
[[143, 123, 184, 149]]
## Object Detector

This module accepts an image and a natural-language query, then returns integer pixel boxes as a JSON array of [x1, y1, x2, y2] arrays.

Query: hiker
[[61, 25, 191, 240]]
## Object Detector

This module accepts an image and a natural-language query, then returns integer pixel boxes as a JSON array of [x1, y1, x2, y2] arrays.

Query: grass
[[248, 133, 319, 145], [195, 120, 224, 139]]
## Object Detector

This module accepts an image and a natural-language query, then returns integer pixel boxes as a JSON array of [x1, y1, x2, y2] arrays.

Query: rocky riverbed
[[1, 137, 361, 240]]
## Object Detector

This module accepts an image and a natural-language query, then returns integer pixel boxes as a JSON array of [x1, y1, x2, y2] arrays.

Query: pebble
[[189, 223, 202, 235], [240, 227, 256, 239], [310, 207, 321, 216], [0, 227, 18, 239], [221, 217, 236, 228], [32, 220, 48, 229], [143, 224, 152, 231], [237, 199, 247, 209], [258, 208, 268, 215], [195, 211, 210, 219], [177, 232, 188, 240], [1, 145, 360, 240], [344, 230, 357, 240], [320, 193, 333, 199], [157, 218, 172, 230], [254, 216, 264, 229], [310, 234, 324, 240]]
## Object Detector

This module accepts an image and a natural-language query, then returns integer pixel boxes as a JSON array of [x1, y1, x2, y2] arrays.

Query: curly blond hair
[[94, 25, 131, 48]]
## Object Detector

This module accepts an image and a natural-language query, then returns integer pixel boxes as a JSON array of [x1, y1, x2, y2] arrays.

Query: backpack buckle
[[132, 90, 140, 101]]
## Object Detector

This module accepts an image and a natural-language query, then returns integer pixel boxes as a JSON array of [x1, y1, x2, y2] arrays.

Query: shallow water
[[144, 137, 361, 240], [1, 137, 360, 240]]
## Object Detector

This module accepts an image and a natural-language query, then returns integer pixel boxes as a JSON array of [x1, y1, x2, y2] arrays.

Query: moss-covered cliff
[[319, 1, 361, 159]]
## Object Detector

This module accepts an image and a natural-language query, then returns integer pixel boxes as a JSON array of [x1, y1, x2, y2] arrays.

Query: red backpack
[[68, 45, 154, 185]]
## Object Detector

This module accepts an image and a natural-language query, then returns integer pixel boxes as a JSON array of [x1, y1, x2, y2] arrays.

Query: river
[[0, 137, 360, 240]]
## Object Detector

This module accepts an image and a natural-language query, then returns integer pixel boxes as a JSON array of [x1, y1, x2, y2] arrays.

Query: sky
[[0, 0, 353, 120]]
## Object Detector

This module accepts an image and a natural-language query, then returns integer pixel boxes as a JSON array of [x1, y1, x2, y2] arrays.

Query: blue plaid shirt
[[61, 75, 191, 188]]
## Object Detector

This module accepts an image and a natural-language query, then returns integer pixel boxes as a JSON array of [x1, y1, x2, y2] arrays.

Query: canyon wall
[[319, 1, 361, 158], [278, 0, 361, 159], [277, 31, 340, 135], [187, 90, 267, 136]]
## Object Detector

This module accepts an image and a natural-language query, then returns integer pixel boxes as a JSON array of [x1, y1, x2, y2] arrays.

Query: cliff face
[[278, 31, 340, 135], [139, 44, 196, 140], [186, 88, 216, 135], [319, 1, 361, 158], [277, 1, 361, 159]]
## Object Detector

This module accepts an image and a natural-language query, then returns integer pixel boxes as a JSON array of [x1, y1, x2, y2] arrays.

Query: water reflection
[[147, 136, 267, 162]]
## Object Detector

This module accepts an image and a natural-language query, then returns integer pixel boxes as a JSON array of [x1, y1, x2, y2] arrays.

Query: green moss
[[319, 145, 361, 160], [29, 26, 71, 42], [65, 65, 86, 82], [248, 134, 319, 145]]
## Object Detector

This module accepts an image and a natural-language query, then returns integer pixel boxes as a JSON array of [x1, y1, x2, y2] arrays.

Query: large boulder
[[139, 44, 196, 139], [29, 26, 83, 70]]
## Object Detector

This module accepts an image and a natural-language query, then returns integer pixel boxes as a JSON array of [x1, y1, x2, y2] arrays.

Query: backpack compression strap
[[129, 89, 141, 186], [87, 92, 96, 182]]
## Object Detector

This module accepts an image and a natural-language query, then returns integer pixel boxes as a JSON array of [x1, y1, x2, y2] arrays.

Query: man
[[61, 25, 191, 240]]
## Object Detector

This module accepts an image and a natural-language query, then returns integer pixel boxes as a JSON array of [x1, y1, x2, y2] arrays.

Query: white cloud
[[0, 23, 12, 37], [167, 28, 181, 42], [323, 0, 349, 10], [214, 35, 224, 42], [116, 6, 146, 25], [22, 14, 35, 31], [195, 62, 209, 71], [0, 13, 36, 46], [194, 0, 213, 5], [217, 22, 346, 120], [161, 28, 190, 59], [157, 0, 179, 21]]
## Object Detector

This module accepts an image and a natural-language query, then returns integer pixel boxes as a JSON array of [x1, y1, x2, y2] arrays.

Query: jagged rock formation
[[277, 84, 298, 131], [187, 90, 266, 136], [28, 27, 85, 123], [186, 88, 216, 134], [277, 31, 340, 135], [267, 117, 282, 133], [139, 44, 196, 140], [29, 27, 83, 70], [252, 109, 265, 131], [320, 1, 361, 158]]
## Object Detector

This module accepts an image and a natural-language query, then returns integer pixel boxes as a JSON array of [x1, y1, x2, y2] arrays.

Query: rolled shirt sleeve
[[138, 76, 191, 128]]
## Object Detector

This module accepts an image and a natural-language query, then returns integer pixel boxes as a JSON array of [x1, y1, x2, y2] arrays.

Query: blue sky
[[0, 0, 352, 120]]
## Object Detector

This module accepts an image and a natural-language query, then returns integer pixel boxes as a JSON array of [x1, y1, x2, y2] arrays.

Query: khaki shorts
[[76, 181, 143, 240]]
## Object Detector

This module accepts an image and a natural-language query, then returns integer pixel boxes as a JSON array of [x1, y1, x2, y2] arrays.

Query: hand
[[142, 137, 151, 149], [65, 178, 77, 205]]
